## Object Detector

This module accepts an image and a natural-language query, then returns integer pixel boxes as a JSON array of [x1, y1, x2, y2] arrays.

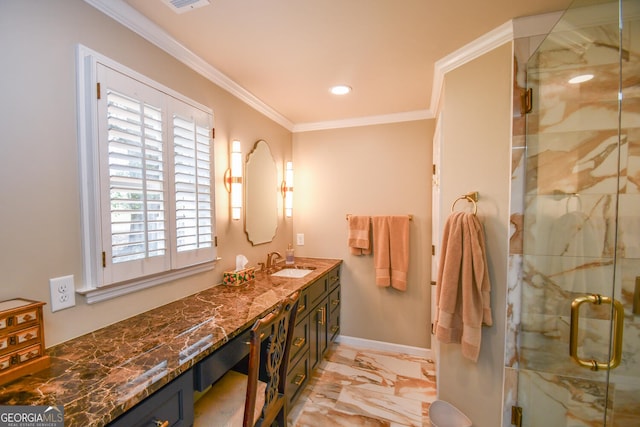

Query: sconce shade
[[226, 140, 243, 220], [283, 161, 293, 218]]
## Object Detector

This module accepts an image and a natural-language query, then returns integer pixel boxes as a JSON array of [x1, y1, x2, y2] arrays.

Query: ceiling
[[94, 0, 572, 130]]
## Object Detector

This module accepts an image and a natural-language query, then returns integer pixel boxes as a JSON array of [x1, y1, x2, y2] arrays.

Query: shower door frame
[[506, 1, 640, 426]]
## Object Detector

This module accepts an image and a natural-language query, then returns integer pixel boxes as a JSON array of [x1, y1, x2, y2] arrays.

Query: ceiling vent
[[161, 0, 210, 14]]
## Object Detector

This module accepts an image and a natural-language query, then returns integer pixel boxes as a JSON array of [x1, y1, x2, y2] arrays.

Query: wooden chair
[[194, 291, 300, 427]]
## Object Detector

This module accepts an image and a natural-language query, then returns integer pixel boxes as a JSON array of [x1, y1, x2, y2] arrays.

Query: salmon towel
[[348, 215, 371, 255], [434, 212, 492, 362], [372, 216, 391, 287], [389, 215, 410, 291], [372, 216, 410, 291]]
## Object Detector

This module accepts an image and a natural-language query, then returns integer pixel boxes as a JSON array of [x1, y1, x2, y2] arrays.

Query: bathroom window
[[76, 45, 216, 302]]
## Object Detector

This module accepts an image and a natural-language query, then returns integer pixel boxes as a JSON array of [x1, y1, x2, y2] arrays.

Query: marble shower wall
[[504, 2, 640, 426]]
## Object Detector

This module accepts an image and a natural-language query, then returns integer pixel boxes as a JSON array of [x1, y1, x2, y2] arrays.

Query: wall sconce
[[224, 140, 243, 220], [281, 161, 294, 218]]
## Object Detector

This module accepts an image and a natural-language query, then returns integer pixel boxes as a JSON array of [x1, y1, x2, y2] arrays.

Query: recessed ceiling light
[[568, 74, 594, 84], [330, 85, 352, 95]]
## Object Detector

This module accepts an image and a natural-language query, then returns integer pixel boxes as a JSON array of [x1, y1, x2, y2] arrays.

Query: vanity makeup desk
[[0, 257, 341, 427]]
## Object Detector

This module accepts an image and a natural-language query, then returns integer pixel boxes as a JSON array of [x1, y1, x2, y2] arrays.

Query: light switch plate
[[296, 233, 304, 246], [50, 275, 76, 312]]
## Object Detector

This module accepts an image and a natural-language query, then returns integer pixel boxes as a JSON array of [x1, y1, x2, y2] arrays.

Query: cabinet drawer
[[108, 372, 194, 427], [329, 287, 340, 316], [193, 329, 251, 392], [286, 349, 309, 406], [295, 288, 309, 322], [307, 276, 328, 307], [327, 267, 340, 290], [329, 310, 340, 343], [289, 316, 309, 368]]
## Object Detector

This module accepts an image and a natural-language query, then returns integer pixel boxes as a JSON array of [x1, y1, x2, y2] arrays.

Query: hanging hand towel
[[348, 215, 372, 255], [389, 215, 410, 291], [372, 216, 390, 287], [434, 212, 464, 343], [435, 212, 492, 363]]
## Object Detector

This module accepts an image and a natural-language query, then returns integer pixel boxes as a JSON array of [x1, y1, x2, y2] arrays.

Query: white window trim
[[75, 44, 217, 303]]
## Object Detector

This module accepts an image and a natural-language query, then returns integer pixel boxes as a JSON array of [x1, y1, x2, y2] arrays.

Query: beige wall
[[0, 1, 292, 346], [436, 43, 512, 427], [293, 121, 434, 349]]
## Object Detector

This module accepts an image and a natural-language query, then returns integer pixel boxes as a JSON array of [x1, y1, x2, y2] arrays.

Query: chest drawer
[[0, 325, 40, 355], [0, 305, 39, 333]]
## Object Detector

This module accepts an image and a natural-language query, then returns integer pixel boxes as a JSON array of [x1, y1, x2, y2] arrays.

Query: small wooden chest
[[0, 298, 50, 386]]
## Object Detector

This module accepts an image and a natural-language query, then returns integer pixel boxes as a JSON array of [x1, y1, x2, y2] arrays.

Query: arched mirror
[[244, 140, 278, 245]]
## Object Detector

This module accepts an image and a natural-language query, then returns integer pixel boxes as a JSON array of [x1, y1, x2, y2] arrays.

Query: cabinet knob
[[293, 337, 306, 348], [154, 420, 169, 427]]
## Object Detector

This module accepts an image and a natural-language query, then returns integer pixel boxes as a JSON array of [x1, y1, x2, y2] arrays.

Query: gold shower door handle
[[569, 294, 624, 371]]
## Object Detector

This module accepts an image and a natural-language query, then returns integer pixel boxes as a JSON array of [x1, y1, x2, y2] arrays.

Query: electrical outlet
[[296, 233, 304, 246], [49, 275, 76, 312]]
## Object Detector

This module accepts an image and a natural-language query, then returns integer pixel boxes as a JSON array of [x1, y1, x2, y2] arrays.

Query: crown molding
[[83, 0, 294, 131], [429, 20, 514, 114], [292, 109, 434, 133]]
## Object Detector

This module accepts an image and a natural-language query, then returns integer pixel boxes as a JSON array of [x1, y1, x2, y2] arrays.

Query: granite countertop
[[0, 257, 341, 427]]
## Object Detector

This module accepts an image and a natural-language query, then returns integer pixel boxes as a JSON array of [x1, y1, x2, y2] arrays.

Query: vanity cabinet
[[108, 371, 194, 427], [286, 265, 341, 406]]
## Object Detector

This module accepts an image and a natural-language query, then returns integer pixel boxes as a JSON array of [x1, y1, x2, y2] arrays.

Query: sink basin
[[270, 268, 314, 278]]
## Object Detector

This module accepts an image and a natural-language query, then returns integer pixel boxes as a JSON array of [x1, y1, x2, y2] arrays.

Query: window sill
[[76, 261, 219, 304]]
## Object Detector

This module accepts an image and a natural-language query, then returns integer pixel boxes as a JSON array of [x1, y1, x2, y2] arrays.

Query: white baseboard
[[337, 335, 432, 359]]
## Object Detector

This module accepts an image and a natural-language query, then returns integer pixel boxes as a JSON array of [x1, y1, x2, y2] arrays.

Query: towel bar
[[346, 214, 412, 221], [451, 192, 479, 215]]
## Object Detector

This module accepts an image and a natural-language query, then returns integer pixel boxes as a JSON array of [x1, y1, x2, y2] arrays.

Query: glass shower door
[[518, 0, 640, 425]]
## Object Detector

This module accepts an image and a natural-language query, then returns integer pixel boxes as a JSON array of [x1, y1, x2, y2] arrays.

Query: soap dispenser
[[286, 243, 295, 265]]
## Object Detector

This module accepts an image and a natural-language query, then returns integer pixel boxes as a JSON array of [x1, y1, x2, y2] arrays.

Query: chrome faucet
[[266, 251, 282, 270]]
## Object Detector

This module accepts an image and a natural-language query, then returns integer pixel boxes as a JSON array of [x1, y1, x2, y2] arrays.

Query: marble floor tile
[[289, 343, 437, 427]]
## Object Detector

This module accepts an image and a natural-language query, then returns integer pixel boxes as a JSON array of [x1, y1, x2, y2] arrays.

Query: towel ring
[[451, 192, 479, 215]]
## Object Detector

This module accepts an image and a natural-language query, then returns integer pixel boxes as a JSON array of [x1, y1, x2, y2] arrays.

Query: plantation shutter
[[97, 64, 170, 285], [170, 99, 215, 268], [77, 47, 217, 296]]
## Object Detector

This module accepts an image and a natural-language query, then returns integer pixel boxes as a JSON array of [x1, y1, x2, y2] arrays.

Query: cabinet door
[[310, 298, 328, 371], [108, 372, 194, 427]]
